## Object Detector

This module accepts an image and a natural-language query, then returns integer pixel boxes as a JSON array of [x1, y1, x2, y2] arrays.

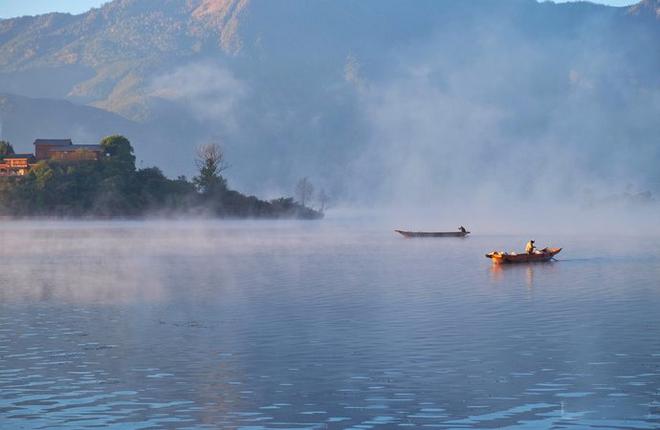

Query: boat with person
[[395, 228, 470, 238], [485, 247, 562, 264]]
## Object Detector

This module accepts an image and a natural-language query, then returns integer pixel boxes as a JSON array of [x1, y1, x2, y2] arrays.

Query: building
[[34, 139, 105, 161], [33, 139, 73, 160], [0, 154, 35, 176], [0, 138, 106, 177], [48, 145, 106, 161]]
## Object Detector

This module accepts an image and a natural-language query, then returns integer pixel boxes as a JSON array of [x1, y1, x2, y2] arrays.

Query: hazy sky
[[0, 1, 107, 18], [0, 0, 640, 19]]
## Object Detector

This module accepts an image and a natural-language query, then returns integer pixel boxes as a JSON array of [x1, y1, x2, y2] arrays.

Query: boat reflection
[[490, 263, 558, 290]]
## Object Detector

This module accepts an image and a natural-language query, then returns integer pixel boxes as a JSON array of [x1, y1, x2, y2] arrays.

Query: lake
[[0, 221, 659, 429]]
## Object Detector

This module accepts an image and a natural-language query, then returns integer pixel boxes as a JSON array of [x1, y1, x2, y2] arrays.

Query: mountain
[[0, 93, 172, 167], [0, 93, 137, 145], [0, 0, 247, 118], [0, 0, 659, 204], [629, 0, 660, 18]]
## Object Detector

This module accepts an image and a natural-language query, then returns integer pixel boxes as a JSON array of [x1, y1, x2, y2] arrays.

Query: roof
[[49, 145, 103, 152], [2, 153, 35, 159], [34, 139, 73, 146]]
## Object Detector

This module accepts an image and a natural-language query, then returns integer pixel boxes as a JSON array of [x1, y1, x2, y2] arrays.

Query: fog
[[150, 62, 248, 129], [339, 11, 660, 233], [351, 17, 653, 195], [1, 0, 659, 233], [0, 219, 386, 304], [0, 217, 655, 307], [137, 1, 660, 233]]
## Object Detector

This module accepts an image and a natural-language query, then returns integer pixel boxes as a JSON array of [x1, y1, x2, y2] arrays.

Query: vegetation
[[0, 141, 15, 156], [0, 136, 323, 219]]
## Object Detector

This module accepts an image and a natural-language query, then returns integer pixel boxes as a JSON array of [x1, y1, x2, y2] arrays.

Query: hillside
[[5, 0, 652, 119], [0, 93, 178, 171], [0, 93, 138, 146], [0, 0, 659, 203]]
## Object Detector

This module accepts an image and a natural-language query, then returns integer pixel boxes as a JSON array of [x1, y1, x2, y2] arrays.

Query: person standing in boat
[[525, 240, 536, 254]]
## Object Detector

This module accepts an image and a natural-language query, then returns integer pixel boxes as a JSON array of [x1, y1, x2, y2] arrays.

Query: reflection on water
[[0, 221, 659, 429], [490, 262, 555, 290]]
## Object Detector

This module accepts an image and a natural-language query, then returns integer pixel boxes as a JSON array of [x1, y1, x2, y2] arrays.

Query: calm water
[[0, 221, 659, 429]]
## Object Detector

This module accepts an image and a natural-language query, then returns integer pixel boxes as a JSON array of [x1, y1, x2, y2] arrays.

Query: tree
[[193, 143, 228, 195], [295, 177, 314, 207], [0, 140, 15, 156], [100, 135, 136, 171], [135, 167, 169, 207]]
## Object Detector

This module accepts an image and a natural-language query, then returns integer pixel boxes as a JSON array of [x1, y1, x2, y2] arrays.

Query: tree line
[[0, 136, 323, 219]]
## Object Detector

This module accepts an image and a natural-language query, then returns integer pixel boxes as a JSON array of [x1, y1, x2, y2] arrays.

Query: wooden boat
[[485, 247, 562, 264], [395, 230, 470, 238]]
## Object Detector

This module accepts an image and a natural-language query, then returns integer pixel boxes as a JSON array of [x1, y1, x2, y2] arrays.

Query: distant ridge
[[628, 0, 660, 17], [0, 92, 139, 154]]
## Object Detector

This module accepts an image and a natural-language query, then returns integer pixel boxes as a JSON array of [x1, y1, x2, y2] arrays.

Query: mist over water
[[345, 13, 660, 213], [1, 220, 659, 429]]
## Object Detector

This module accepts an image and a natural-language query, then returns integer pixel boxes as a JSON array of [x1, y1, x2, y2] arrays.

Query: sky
[[0, 1, 108, 18], [0, 0, 641, 19]]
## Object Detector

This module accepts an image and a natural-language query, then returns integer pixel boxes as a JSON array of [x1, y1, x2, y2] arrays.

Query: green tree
[[96, 136, 138, 212], [193, 143, 228, 196], [100, 135, 136, 172], [0, 140, 15, 156]]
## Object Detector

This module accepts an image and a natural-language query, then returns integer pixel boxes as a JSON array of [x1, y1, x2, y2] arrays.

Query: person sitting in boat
[[525, 240, 536, 254], [458, 226, 467, 233]]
